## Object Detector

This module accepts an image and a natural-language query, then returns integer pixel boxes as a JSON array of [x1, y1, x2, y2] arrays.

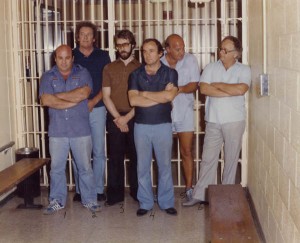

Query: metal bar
[[14, 0, 248, 188], [29, 0, 38, 149], [241, 0, 248, 187], [108, 1, 115, 59], [0, 142, 15, 154]]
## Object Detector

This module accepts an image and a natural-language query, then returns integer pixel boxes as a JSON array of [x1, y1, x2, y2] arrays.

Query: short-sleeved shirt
[[73, 47, 111, 108], [102, 58, 141, 113], [128, 62, 178, 124], [161, 52, 200, 122], [200, 60, 251, 124], [39, 64, 93, 137]]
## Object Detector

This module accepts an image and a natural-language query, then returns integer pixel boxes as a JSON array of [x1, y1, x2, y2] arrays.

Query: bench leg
[[17, 197, 43, 209], [16, 182, 43, 209]]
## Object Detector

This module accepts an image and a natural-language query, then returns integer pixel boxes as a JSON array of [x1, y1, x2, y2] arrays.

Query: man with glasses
[[72, 21, 111, 203], [102, 30, 141, 206], [183, 36, 251, 206], [161, 34, 200, 202]]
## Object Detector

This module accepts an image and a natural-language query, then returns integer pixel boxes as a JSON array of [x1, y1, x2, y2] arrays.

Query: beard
[[119, 48, 132, 61]]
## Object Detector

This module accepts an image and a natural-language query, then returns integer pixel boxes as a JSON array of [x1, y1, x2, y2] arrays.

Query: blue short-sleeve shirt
[[39, 64, 93, 137], [128, 62, 178, 124], [73, 47, 111, 108]]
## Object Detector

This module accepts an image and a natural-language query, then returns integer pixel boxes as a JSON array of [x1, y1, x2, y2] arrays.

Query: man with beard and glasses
[[102, 30, 141, 206]]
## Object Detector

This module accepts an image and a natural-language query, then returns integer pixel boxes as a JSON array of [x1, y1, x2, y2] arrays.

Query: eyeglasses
[[218, 48, 236, 54], [116, 43, 131, 49]]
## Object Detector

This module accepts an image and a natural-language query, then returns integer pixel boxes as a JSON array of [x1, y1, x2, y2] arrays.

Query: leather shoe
[[136, 208, 149, 216], [182, 198, 207, 207], [165, 207, 177, 215], [73, 193, 81, 202]]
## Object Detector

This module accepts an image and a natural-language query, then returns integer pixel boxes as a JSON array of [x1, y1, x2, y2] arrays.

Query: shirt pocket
[[51, 79, 65, 93], [70, 76, 80, 89]]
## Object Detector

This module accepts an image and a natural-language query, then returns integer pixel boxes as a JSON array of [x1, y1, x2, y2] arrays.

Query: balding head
[[164, 34, 185, 63], [165, 34, 184, 48], [54, 44, 72, 58], [54, 44, 74, 75]]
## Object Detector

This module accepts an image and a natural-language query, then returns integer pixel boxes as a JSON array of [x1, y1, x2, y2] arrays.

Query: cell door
[[13, 0, 248, 188]]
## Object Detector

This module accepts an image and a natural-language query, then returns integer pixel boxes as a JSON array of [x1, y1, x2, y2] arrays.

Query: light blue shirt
[[161, 53, 200, 122], [200, 60, 251, 124], [39, 64, 93, 137]]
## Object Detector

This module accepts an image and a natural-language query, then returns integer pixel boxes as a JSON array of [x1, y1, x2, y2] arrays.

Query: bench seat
[[0, 158, 50, 208], [208, 184, 260, 243]]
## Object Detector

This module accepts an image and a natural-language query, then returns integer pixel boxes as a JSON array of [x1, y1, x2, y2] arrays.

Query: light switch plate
[[259, 74, 269, 96]]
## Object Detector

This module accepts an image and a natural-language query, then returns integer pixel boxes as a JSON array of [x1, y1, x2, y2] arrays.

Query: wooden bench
[[208, 184, 260, 243], [0, 158, 50, 209]]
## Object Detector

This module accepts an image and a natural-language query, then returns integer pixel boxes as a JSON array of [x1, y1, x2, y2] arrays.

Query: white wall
[[248, 0, 300, 242], [0, 0, 15, 173]]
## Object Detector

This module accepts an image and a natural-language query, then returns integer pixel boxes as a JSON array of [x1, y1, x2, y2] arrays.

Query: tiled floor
[[0, 188, 210, 243]]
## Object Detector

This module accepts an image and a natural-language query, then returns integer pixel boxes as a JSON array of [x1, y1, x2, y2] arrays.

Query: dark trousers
[[106, 113, 138, 203]]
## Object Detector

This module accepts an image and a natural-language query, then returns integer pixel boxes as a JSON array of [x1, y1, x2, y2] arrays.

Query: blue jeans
[[49, 136, 96, 205], [73, 106, 107, 194], [134, 123, 175, 210]]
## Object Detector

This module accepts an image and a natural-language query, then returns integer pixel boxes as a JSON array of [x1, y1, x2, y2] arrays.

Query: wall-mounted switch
[[259, 74, 269, 96]]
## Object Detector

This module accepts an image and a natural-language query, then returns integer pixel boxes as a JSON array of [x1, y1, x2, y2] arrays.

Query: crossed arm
[[178, 82, 198, 94], [200, 82, 249, 97], [128, 83, 178, 107], [41, 85, 91, 109]]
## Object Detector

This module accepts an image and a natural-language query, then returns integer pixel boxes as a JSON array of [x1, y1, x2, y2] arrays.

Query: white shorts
[[172, 108, 194, 133]]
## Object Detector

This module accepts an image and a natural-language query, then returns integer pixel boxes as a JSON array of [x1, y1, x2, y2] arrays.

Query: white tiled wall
[[248, 0, 300, 242]]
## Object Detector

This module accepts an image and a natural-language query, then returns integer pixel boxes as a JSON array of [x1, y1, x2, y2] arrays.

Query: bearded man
[[102, 30, 141, 205]]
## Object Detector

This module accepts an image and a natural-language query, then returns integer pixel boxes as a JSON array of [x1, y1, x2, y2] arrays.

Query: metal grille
[[13, 0, 248, 189]]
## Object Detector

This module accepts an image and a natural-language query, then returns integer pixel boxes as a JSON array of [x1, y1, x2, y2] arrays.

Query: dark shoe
[[136, 208, 149, 217], [97, 193, 106, 201], [73, 193, 81, 202], [165, 207, 177, 216]]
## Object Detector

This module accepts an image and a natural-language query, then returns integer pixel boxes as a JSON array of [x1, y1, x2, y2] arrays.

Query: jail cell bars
[[13, 0, 248, 189]]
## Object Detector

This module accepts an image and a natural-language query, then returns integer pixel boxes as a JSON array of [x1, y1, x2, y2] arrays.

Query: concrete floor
[[0, 188, 210, 243]]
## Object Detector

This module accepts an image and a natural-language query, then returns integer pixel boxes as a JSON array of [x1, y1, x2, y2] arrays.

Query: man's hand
[[119, 124, 129, 132], [87, 99, 95, 112], [114, 116, 130, 132], [165, 82, 174, 91], [114, 116, 129, 127]]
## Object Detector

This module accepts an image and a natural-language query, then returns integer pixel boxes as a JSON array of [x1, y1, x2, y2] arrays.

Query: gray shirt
[[200, 60, 251, 124], [161, 53, 200, 122]]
